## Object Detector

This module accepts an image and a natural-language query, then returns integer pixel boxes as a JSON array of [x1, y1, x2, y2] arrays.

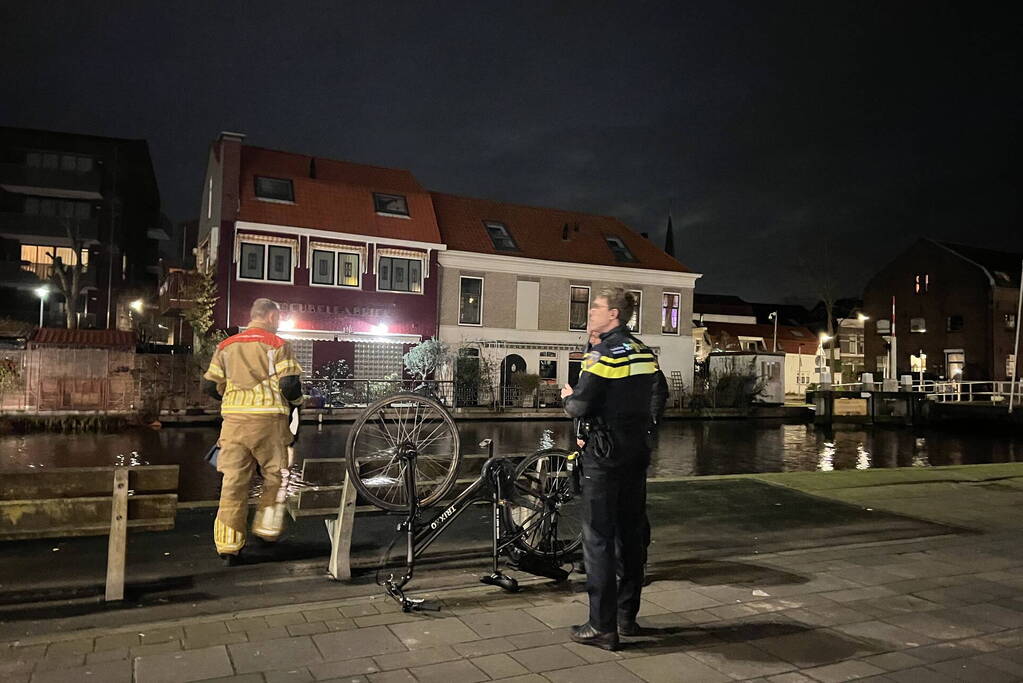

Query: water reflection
[[1, 418, 1021, 502]]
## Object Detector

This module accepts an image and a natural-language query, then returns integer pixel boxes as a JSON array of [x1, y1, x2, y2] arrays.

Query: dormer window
[[373, 193, 409, 216], [604, 235, 636, 262], [483, 221, 519, 251], [254, 176, 294, 202]]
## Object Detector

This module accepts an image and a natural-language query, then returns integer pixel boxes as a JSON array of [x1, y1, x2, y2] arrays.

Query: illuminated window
[[910, 317, 926, 333], [914, 273, 929, 294], [910, 352, 927, 373], [626, 290, 642, 333], [459, 276, 483, 325], [661, 292, 680, 334], [569, 286, 589, 331], [311, 249, 360, 288]]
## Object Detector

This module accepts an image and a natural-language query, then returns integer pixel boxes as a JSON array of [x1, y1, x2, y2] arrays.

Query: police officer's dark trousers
[[581, 462, 648, 633]]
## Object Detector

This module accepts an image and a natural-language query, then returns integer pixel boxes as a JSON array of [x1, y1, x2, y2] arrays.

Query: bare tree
[[47, 218, 88, 329]]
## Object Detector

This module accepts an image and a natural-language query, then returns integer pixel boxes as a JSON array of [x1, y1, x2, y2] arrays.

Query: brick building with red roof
[[432, 192, 701, 396], [197, 132, 445, 377]]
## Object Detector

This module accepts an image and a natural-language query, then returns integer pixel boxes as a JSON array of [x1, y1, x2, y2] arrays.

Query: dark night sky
[[2, 1, 1020, 303]]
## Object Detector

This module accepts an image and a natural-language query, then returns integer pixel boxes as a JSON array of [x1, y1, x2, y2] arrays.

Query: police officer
[[561, 287, 668, 650], [202, 298, 303, 561]]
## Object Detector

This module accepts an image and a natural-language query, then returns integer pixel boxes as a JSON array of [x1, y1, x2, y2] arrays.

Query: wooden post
[[326, 471, 357, 581], [105, 467, 129, 601]]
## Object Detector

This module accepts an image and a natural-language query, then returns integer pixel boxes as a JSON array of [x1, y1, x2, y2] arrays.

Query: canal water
[[2, 419, 1020, 502]]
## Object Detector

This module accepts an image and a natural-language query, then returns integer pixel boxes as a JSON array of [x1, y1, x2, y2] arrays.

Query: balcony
[[0, 163, 103, 199], [0, 213, 99, 243], [158, 270, 199, 315]]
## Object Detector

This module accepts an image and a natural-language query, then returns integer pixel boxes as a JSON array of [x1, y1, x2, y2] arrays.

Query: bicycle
[[345, 391, 583, 611]]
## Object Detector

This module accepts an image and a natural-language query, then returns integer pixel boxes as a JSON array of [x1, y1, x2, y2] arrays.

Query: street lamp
[[34, 285, 49, 327], [768, 311, 778, 352], [130, 298, 145, 313]]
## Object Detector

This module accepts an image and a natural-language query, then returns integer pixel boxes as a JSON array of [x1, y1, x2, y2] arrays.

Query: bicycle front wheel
[[509, 448, 583, 558], [346, 392, 461, 512]]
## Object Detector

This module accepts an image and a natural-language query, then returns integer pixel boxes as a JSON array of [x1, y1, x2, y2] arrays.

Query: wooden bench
[[0, 465, 179, 601]]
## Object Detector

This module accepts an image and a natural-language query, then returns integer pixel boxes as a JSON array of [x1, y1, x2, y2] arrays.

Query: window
[[238, 242, 293, 283], [20, 245, 88, 268], [459, 276, 483, 325], [914, 273, 929, 294], [25, 151, 92, 172], [373, 193, 409, 216], [339, 253, 359, 287], [945, 350, 965, 378], [876, 355, 889, 376], [1005, 314, 1017, 331], [910, 352, 927, 373], [24, 196, 90, 218], [311, 250, 336, 285], [1008, 355, 1016, 378], [626, 290, 642, 333], [267, 246, 292, 281], [254, 176, 294, 202], [910, 317, 926, 333], [604, 235, 636, 262], [311, 249, 360, 288], [569, 286, 589, 331], [661, 292, 680, 334], [378, 256, 422, 292], [539, 360, 558, 379], [740, 339, 762, 351], [946, 314, 964, 332], [483, 221, 519, 251], [876, 319, 891, 334], [239, 243, 265, 279]]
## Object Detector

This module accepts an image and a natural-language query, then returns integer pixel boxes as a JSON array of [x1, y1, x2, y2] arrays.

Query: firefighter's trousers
[[214, 415, 290, 555]]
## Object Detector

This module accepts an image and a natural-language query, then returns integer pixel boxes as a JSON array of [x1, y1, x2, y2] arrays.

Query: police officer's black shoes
[[618, 620, 642, 637], [570, 623, 619, 651]]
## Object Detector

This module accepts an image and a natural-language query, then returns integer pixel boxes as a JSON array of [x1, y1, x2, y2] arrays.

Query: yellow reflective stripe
[[583, 360, 660, 379], [214, 518, 245, 553], [275, 360, 302, 375], [205, 364, 225, 379], [221, 407, 290, 414], [584, 363, 630, 379]]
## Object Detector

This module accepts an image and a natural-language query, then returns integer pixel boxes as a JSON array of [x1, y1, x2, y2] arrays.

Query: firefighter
[[202, 298, 303, 561], [561, 287, 668, 650]]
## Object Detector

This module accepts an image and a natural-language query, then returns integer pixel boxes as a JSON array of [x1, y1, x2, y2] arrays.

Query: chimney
[[217, 132, 245, 223]]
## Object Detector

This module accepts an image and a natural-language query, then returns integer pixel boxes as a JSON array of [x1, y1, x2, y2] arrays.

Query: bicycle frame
[[384, 439, 569, 611]]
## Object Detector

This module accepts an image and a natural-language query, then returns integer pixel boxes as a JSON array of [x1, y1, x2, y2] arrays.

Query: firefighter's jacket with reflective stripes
[[564, 325, 668, 469], [203, 323, 303, 416]]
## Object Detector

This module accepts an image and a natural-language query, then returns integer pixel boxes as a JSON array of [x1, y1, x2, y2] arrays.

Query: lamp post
[[768, 311, 778, 352], [34, 285, 49, 327]]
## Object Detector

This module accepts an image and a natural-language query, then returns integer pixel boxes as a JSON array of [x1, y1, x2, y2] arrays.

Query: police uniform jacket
[[564, 325, 668, 469]]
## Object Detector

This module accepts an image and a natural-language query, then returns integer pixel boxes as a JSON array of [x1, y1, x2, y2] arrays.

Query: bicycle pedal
[[480, 572, 519, 592]]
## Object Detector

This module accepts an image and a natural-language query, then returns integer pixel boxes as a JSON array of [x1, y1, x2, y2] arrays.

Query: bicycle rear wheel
[[509, 448, 583, 559], [346, 392, 461, 512]]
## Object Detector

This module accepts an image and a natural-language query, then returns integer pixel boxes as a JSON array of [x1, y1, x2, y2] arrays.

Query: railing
[[301, 378, 565, 410], [821, 378, 1023, 405]]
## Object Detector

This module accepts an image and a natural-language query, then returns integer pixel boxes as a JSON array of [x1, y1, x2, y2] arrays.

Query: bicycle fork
[[384, 444, 439, 612]]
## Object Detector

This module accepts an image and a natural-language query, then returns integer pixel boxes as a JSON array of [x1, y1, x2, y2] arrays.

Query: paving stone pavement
[[2, 527, 1022, 683], [4, 469, 1023, 682]]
